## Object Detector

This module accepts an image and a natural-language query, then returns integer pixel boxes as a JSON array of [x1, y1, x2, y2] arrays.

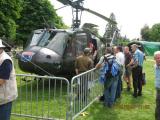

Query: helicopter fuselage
[[18, 28, 105, 76]]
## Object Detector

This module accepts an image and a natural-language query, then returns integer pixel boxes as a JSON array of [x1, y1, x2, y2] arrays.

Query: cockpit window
[[28, 30, 57, 47], [28, 30, 44, 47], [37, 31, 51, 46], [75, 33, 88, 55], [46, 32, 68, 56]]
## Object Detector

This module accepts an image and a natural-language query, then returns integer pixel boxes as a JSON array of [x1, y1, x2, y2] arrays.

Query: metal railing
[[70, 68, 103, 120], [11, 74, 70, 120]]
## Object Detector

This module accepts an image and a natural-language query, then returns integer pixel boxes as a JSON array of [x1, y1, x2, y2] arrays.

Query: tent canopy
[[127, 41, 160, 56]]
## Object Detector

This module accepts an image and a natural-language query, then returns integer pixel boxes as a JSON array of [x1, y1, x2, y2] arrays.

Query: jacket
[[0, 51, 17, 105]]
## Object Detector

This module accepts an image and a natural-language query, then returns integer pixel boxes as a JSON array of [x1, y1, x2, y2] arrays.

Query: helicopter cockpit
[[26, 29, 51, 47], [46, 32, 68, 56], [25, 29, 89, 57]]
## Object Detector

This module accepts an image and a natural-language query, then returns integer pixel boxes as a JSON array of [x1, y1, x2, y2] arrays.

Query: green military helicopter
[[18, 0, 117, 76]]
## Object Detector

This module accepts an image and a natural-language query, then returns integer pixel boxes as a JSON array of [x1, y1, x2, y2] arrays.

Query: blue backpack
[[99, 55, 120, 84]]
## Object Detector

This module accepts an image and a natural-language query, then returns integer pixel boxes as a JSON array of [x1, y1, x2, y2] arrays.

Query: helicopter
[[18, 0, 117, 76]]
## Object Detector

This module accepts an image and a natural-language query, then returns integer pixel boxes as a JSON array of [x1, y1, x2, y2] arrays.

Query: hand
[[126, 64, 130, 67]]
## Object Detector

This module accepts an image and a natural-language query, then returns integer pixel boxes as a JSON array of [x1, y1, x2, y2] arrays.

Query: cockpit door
[[74, 32, 88, 56]]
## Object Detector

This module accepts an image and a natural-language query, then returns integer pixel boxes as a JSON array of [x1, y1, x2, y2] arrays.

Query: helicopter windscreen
[[75, 33, 88, 55], [27, 30, 55, 48], [37, 31, 51, 47], [27, 30, 45, 47], [46, 32, 69, 56]]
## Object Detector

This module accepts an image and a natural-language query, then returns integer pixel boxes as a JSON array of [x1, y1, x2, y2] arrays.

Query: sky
[[50, 0, 160, 39]]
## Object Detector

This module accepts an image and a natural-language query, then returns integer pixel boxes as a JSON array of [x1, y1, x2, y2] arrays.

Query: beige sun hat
[[84, 47, 91, 54], [0, 39, 6, 48]]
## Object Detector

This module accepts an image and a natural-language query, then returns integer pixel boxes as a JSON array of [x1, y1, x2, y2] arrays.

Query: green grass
[[76, 57, 156, 120], [11, 78, 69, 120], [11, 56, 156, 120], [11, 58, 69, 120]]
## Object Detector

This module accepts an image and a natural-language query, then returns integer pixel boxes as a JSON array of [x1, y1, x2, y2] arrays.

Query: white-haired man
[[154, 51, 160, 120], [129, 44, 144, 97]]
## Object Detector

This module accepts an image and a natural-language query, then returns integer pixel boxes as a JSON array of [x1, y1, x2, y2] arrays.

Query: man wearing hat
[[75, 48, 93, 74], [0, 39, 17, 120], [128, 44, 144, 98], [75, 48, 93, 101]]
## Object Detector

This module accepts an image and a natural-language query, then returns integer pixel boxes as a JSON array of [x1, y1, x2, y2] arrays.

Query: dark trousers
[[132, 66, 142, 95], [116, 75, 122, 99], [156, 90, 160, 120], [0, 102, 12, 120]]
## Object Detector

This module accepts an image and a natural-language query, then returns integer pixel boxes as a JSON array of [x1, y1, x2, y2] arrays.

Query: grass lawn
[[11, 56, 156, 120], [11, 76, 69, 120], [76, 56, 156, 120], [11, 58, 69, 120]]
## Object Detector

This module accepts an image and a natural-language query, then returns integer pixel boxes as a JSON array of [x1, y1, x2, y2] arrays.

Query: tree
[[16, 0, 66, 45], [0, 0, 22, 40], [140, 24, 150, 41], [103, 13, 118, 45], [150, 23, 160, 42], [140, 23, 160, 42]]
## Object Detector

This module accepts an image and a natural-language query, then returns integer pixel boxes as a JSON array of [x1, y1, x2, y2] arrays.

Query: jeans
[[0, 102, 12, 120], [116, 74, 122, 98], [155, 90, 160, 120], [104, 76, 118, 107]]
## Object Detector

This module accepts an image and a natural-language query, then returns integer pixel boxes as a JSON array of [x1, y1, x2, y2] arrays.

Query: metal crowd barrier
[[11, 74, 70, 120], [70, 68, 103, 120]]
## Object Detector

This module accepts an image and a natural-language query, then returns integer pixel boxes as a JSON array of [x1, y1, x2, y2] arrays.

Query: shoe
[[127, 87, 131, 91], [116, 93, 121, 98], [138, 92, 142, 96], [103, 103, 112, 108], [132, 93, 137, 98], [99, 95, 104, 102], [107, 103, 113, 108]]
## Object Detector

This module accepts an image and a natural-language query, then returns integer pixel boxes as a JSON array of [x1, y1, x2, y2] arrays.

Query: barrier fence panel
[[11, 74, 70, 120], [70, 68, 103, 120]]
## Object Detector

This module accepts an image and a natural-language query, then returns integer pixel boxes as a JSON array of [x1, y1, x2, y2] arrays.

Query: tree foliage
[[141, 23, 160, 42], [103, 13, 118, 44], [140, 24, 150, 41], [16, 0, 66, 45], [149, 23, 160, 42], [0, 0, 22, 40], [0, 0, 66, 45]]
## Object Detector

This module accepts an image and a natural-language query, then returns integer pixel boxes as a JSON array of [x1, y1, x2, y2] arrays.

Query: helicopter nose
[[34, 48, 61, 63], [20, 51, 35, 62]]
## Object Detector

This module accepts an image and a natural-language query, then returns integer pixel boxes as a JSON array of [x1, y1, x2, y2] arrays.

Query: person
[[0, 39, 18, 120], [123, 46, 132, 91], [95, 47, 118, 108], [154, 51, 160, 120], [114, 46, 125, 98], [88, 38, 98, 65], [75, 48, 93, 74], [128, 44, 144, 97], [75, 48, 93, 100]]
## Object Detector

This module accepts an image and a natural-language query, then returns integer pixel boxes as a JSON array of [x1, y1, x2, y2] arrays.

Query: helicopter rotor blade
[[57, 0, 117, 24], [55, 5, 69, 11], [57, 0, 73, 6], [82, 7, 117, 24], [57, 0, 84, 8]]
